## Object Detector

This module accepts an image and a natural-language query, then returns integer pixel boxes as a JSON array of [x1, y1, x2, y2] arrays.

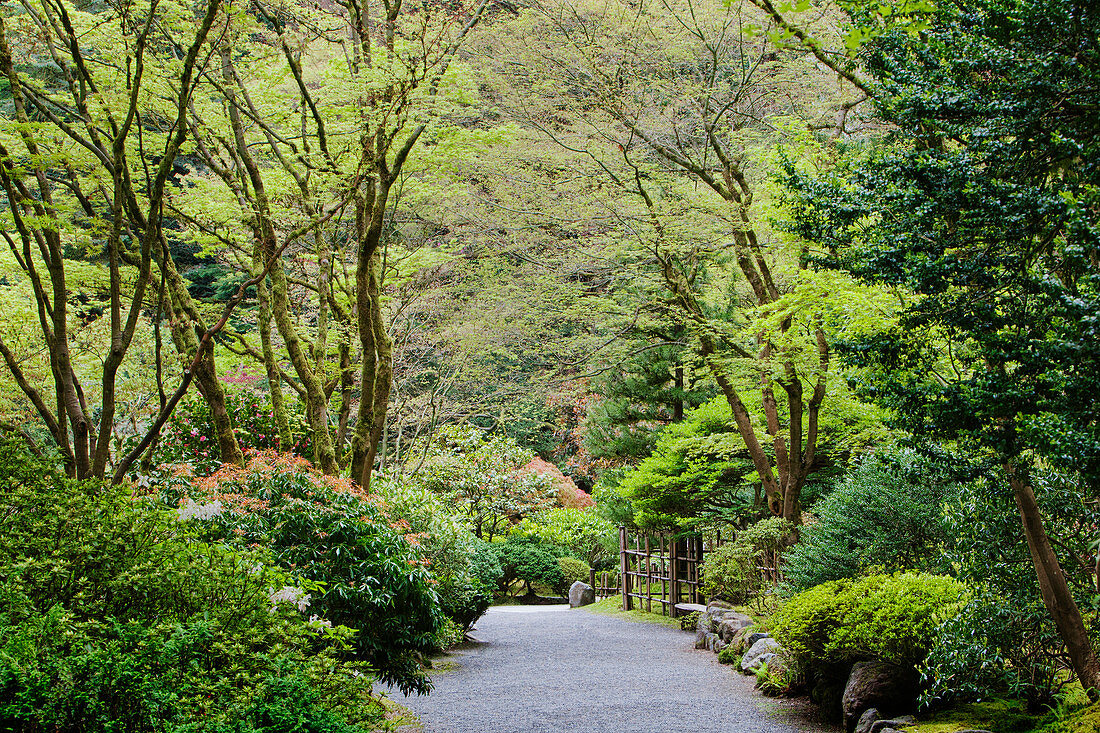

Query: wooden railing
[[619, 527, 705, 617]]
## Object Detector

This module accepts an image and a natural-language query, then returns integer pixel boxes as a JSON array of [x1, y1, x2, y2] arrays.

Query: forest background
[[0, 0, 1098, 731]]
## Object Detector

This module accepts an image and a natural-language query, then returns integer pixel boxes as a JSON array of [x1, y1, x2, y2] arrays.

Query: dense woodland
[[0, 0, 1097, 730]]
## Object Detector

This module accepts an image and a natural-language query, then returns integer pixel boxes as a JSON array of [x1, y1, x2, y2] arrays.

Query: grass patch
[[582, 596, 684, 628]]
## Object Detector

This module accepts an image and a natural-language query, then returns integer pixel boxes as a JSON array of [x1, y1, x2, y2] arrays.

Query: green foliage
[[418, 426, 557, 540], [155, 392, 311, 466], [717, 644, 739, 665], [754, 660, 799, 697], [682, 611, 703, 633], [168, 453, 442, 696], [615, 397, 761, 529], [376, 480, 500, 631], [0, 438, 384, 732], [556, 557, 592, 592], [703, 517, 794, 609], [585, 338, 714, 459], [771, 573, 965, 678], [518, 507, 618, 568], [782, 449, 960, 593], [778, 0, 1100, 544], [493, 535, 566, 596], [918, 470, 1099, 711]]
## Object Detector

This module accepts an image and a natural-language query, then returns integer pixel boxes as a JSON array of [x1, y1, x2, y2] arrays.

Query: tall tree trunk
[[1009, 467, 1100, 700]]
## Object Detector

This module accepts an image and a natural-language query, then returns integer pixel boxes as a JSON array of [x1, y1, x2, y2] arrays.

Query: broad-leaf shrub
[[920, 471, 1097, 711], [0, 438, 385, 732], [165, 452, 442, 695], [703, 517, 793, 609], [782, 450, 959, 594], [771, 573, 965, 678], [494, 535, 566, 596], [377, 480, 501, 632], [556, 556, 592, 593]]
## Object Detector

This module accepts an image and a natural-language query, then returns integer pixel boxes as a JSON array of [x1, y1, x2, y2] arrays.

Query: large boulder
[[740, 637, 781, 673], [842, 661, 919, 733], [568, 581, 595, 608], [716, 613, 754, 642]]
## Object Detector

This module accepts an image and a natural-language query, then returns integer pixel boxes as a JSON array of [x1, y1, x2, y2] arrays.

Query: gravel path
[[393, 605, 836, 733]]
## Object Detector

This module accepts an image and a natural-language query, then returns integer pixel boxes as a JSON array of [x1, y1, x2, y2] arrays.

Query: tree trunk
[[1009, 467, 1100, 701]]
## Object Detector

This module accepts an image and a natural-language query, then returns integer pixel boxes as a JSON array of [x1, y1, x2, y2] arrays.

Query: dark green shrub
[[494, 536, 566, 596], [782, 450, 960, 594], [771, 572, 965, 677], [556, 556, 592, 594], [717, 645, 739, 665], [703, 517, 793, 609], [168, 452, 442, 695], [920, 471, 1097, 712], [0, 438, 383, 732]]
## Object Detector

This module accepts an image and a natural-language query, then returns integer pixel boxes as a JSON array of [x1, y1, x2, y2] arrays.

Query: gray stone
[[713, 638, 728, 653], [739, 637, 781, 673], [870, 716, 916, 733], [674, 602, 707, 616], [707, 600, 735, 612], [716, 613, 754, 641], [747, 631, 772, 646], [703, 632, 721, 652], [842, 661, 919, 733], [694, 629, 708, 649], [568, 581, 595, 608], [854, 707, 881, 733]]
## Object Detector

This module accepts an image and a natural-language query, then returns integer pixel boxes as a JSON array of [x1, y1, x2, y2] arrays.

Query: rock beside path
[[568, 581, 595, 608]]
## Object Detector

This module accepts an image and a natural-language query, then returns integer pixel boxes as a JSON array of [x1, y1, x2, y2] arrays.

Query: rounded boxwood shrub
[[771, 572, 965, 677], [557, 556, 592, 593]]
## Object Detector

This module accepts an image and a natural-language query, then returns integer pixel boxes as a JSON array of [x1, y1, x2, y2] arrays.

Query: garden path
[[393, 605, 836, 733]]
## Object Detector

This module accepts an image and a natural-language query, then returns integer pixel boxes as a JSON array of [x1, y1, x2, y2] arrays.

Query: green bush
[[782, 449, 959, 594], [0, 438, 384, 732], [772, 572, 965, 678], [703, 517, 793, 609], [557, 556, 592, 593], [378, 481, 501, 631], [167, 452, 442, 695], [717, 645, 739, 665], [493, 535, 566, 596], [681, 610, 702, 633]]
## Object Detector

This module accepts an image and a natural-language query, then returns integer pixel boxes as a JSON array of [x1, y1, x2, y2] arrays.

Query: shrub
[[378, 481, 501, 631], [0, 438, 384, 732], [165, 451, 442, 695], [918, 586, 1063, 712], [494, 535, 566, 596], [681, 611, 702, 633], [155, 392, 312, 466], [782, 450, 960, 594], [703, 517, 794, 609], [771, 572, 965, 678], [557, 556, 592, 593], [717, 645, 739, 665]]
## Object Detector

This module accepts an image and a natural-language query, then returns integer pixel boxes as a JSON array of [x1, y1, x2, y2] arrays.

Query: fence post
[[620, 525, 630, 611], [670, 537, 680, 617]]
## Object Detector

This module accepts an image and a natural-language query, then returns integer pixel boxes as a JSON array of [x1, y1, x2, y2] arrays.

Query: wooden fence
[[588, 568, 619, 600], [619, 527, 706, 617]]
